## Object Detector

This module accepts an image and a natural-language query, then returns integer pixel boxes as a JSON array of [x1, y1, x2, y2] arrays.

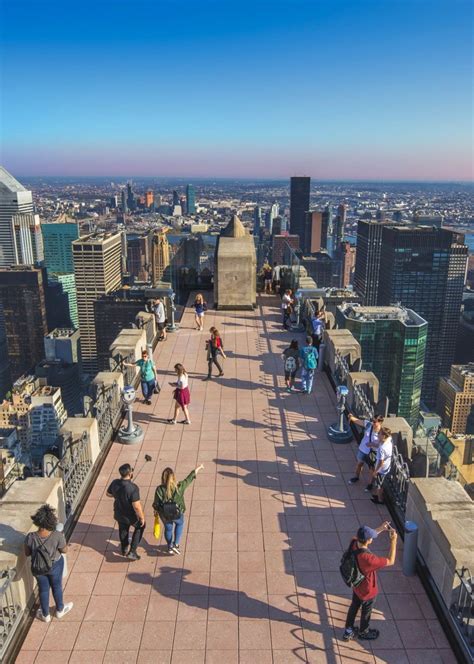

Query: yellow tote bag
[[153, 515, 161, 540]]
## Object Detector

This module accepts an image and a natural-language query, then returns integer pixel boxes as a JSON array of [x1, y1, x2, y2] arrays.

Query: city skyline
[[2, 0, 473, 181]]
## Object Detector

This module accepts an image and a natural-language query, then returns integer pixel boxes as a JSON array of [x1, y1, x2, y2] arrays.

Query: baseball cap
[[357, 525, 378, 542]]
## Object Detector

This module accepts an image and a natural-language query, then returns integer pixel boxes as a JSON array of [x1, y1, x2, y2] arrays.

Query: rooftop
[[17, 297, 456, 663], [45, 328, 77, 339], [339, 302, 427, 327]]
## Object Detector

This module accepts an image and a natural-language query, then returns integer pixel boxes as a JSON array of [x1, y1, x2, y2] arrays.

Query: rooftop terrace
[[13, 298, 459, 663]]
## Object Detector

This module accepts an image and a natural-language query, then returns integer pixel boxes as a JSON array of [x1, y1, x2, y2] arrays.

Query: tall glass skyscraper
[[186, 184, 196, 214], [0, 167, 43, 267], [290, 176, 310, 242], [337, 303, 427, 427], [42, 221, 79, 273], [378, 226, 468, 406]]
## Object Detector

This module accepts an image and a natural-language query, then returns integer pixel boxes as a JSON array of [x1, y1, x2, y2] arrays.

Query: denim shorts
[[356, 450, 370, 464]]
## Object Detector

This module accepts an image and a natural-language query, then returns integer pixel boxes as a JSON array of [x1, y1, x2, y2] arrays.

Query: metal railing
[[84, 379, 122, 449], [44, 430, 93, 520], [384, 445, 411, 514], [0, 569, 22, 661], [451, 568, 473, 653]]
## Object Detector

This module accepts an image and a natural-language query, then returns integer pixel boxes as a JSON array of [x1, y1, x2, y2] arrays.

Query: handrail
[[451, 567, 473, 656], [0, 569, 22, 660]]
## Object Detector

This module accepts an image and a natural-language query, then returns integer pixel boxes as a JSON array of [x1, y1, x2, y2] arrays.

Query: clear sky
[[1, 0, 472, 180]]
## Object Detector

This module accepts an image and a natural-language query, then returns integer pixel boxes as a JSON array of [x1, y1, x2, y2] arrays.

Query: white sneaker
[[36, 608, 51, 623], [56, 602, 74, 619]]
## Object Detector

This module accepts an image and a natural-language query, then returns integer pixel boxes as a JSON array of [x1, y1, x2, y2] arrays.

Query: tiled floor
[[17, 296, 456, 664]]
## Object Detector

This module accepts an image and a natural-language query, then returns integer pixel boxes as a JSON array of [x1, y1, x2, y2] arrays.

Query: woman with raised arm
[[153, 464, 205, 554]]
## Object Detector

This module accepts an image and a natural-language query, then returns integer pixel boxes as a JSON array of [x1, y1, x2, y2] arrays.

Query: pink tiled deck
[[17, 297, 456, 664]]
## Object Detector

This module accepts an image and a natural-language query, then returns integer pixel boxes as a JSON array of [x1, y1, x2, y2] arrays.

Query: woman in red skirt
[[168, 363, 191, 425]]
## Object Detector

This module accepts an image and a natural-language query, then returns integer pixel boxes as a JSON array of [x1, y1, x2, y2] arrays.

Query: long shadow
[[126, 567, 337, 664]]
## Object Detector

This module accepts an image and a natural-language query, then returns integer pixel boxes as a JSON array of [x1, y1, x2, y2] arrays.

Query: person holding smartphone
[[343, 521, 398, 642]]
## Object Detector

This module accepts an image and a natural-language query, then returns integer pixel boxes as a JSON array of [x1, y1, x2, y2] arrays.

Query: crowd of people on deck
[[25, 286, 397, 646]]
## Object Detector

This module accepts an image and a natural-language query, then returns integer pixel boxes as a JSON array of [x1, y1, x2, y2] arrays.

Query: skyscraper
[[172, 190, 180, 207], [253, 206, 262, 235], [304, 211, 323, 253], [0, 266, 48, 385], [126, 182, 136, 210], [333, 203, 347, 247], [337, 303, 427, 427], [186, 184, 196, 214], [145, 190, 154, 208], [290, 176, 310, 242], [321, 205, 331, 251], [151, 230, 170, 284], [72, 232, 122, 374], [353, 220, 389, 305], [437, 364, 474, 435], [48, 273, 79, 328], [339, 241, 356, 287], [378, 226, 468, 406], [0, 167, 44, 267], [42, 220, 79, 273], [121, 189, 128, 213]]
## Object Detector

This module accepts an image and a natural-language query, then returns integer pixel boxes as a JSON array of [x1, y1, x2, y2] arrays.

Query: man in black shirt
[[107, 463, 146, 561]]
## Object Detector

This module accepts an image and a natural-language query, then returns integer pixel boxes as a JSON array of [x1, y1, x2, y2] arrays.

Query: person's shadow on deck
[[126, 567, 338, 663]]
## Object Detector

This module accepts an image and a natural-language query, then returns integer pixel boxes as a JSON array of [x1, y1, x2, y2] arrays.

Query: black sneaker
[[167, 545, 174, 555], [172, 544, 181, 555], [342, 628, 358, 642], [121, 547, 129, 557], [364, 483, 373, 492], [358, 628, 379, 641], [371, 497, 385, 505], [127, 551, 141, 561], [348, 477, 360, 484]]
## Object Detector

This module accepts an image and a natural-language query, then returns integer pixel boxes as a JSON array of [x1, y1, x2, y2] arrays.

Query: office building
[[0, 377, 36, 454], [378, 226, 468, 406], [72, 232, 122, 374], [42, 221, 79, 273], [339, 241, 356, 287], [302, 252, 339, 288], [36, 328, 82, 415], [172, 190, 180, 207], [151, 230, 170, 284], [437, 364, 474, 435], [13, 213, 44, 265], [413, 212, 444, 227], [121, 189, 128, 213], [272, 234, 300, 265], [186, 185, 196, 214], [145, 190, 154, 208], [0, 167, 44, 267], [48, 272, 78, 328], [304, 211, 324, 253], [333, 203, 346, 247], [337, 303, 427, 427], [0, 301, 11, 399], [127, 233, 152, 283], [110, 195, 119, 209], [253, 207, 262, 235], [0, 267, 48, 385], [321, 205, 331, 251], [353, 220, 389, 305], [94, 293, 148, 370], [290, 176, 310, 241], [29, 384, 67, 464], [126, 182, 136, 211]]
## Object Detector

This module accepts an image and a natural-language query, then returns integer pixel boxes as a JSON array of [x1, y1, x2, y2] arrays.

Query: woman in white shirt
[[168, 363, 191, 425], [370, 427, 393, 505]]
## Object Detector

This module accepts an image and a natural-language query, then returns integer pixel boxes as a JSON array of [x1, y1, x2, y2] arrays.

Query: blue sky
[[1, 0, 472, 179]]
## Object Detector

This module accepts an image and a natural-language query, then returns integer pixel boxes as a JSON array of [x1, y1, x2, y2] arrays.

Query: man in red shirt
[[343, 523, 398, 641]]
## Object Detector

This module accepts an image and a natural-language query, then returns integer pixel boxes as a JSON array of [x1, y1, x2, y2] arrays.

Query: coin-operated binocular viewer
[[117, 385, 144, 445], [327, 385, 353, 444]]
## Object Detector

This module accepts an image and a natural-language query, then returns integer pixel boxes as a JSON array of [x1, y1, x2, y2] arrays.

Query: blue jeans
[[37, 556, 64, 616], [301, 368, 315, 393], [141, 379, 155, 400], [164, 514, 185, 546]]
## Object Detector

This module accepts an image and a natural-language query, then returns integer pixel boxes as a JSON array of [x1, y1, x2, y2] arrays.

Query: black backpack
[[31, 533, 53, 577], [340, 545, 365, 588], [161, 500, 181, 522]]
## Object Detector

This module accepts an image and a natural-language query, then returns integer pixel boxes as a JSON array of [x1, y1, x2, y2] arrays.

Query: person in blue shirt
[[299, 336, 318, 394], [311, 310, 326, 351]]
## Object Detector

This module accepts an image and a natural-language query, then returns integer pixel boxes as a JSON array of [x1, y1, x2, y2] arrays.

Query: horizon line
[[15, 174, 474, 185]]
